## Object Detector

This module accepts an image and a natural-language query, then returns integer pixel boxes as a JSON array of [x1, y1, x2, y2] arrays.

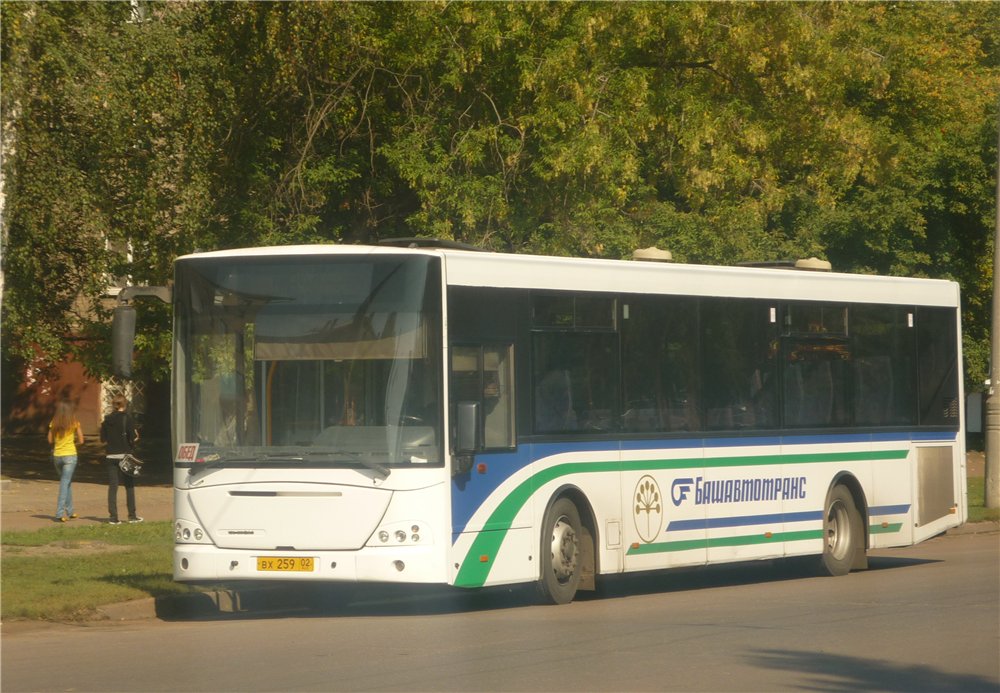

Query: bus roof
[[176, 244, 960, 308]]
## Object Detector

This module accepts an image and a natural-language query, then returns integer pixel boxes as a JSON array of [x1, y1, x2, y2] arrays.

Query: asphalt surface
[[3, 533, 998, 692]]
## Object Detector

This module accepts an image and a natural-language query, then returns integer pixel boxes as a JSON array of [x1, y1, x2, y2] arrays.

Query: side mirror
[[111, 305, 137, 378], [455, 401, 480, 454], [453, 401, 480, 476], [109, 285, 171, 379]]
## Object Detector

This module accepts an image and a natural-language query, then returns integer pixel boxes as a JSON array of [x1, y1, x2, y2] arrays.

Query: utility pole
[[985, 99, 1000, 509]]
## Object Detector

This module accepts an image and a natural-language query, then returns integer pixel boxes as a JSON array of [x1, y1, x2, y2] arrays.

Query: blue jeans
[[53, 455, 77, 519]]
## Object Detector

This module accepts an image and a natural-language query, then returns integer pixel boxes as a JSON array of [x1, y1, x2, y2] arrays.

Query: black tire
[[820, 484, 863, 577], [537, 497, 582, 605]]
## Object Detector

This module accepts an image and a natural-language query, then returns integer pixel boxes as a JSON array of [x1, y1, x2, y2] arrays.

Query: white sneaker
[[128, 517, 144, 524]]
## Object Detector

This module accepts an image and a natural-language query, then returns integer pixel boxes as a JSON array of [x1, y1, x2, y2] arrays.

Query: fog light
[[379, 530, 389, 543], [411, 525, 420, 533], [395, 530, 407, 542], [411, 534, 420, 542], [175, 529, 182, 540], [194, 528, 203, 541]]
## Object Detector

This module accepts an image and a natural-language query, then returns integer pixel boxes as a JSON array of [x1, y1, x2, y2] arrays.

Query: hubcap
[[825, 501, 850, 560], [549, 515, 579, 584]]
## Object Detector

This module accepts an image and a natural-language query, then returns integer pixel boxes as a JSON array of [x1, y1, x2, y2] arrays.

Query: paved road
[[3, 532, 997, 692]]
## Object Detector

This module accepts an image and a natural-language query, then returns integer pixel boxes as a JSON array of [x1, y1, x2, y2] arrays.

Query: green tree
[[2, 1, 996, 391]]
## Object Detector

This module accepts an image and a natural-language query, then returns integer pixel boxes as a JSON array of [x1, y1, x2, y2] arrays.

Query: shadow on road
[[748, 648, 997, 692], [156, 553, 940, 622]]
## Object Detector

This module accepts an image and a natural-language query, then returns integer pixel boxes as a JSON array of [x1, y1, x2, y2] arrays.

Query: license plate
[[256, 556, 315, 572]]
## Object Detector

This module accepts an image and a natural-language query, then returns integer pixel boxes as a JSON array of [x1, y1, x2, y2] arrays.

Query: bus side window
[[482, 345, 515, 447], [532, 331, 617, 434], [535, 369, 577, 432], [702, 299, 779, 430]]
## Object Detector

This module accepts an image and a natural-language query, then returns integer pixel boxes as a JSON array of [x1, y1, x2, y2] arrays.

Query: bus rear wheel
[[538, 497, 582, 605], [820, 485, 863, 577]]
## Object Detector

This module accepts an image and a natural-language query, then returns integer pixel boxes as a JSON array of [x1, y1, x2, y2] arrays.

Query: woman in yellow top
[[48, 399, 84, 522]]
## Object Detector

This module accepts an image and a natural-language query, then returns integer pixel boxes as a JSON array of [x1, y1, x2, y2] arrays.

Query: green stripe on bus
[[626, 529, 824, 555], [869, 522, 903, 535], [454, 448, 908, 587]]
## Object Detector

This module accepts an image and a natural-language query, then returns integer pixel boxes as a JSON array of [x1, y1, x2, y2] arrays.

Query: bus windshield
[[174, 254, 443, 470]]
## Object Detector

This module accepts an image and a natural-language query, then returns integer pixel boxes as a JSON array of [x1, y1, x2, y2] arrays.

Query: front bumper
[[174, 544, 448, 584]]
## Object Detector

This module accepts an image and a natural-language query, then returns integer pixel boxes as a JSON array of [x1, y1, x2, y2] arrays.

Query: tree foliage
[[2, 1, 997, 388]]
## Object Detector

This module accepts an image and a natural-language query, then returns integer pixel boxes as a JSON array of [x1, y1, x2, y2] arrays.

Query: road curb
[[946, 520, 1000, 536], [92, 591, 242, 622], [91, 586, 316, 622]]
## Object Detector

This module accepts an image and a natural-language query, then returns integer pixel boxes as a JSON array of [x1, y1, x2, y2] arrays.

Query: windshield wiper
[[304, 450, 390, 480], [189, 449, 390, 480]]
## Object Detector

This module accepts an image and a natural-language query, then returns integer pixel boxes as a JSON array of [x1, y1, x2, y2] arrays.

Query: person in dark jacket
[[100, 395, 142, 524]]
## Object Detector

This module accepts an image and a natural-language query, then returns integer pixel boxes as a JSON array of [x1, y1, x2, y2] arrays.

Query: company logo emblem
[[671, 477, 694, 506], [633, 476, 663, 544], [672, 476, 807, 506]]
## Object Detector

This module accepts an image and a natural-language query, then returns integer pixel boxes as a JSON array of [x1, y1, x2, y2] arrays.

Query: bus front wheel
[[538, 497, 582, 605], [821, 485, 863, 577]]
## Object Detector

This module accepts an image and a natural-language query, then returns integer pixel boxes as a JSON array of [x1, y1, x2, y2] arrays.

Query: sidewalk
[[1, 474, 173, 531]]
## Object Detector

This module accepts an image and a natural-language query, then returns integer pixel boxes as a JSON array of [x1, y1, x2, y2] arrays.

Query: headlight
[[367, 522, 430, 547], [175, 519, 211, 544]]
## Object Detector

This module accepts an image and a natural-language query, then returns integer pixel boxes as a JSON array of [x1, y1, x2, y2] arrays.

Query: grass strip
[[1, 521, 197, 620], [967, 476, 1000, 524]]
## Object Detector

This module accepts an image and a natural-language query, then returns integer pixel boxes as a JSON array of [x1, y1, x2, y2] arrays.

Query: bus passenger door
[[449, 344, 537, 586]]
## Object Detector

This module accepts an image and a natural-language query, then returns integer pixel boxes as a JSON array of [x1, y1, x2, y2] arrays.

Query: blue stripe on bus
[[702, 436, 783, 448], [667, 510, 823, 532], [620, 437, 709, 451], [664, 505, 912, 534], [869, 504, 911, 516], [909, 431, 959, 441]]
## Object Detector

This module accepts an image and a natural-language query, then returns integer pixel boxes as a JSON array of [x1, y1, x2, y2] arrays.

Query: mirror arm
[[454, 454, 473, 476], [117, 285, 172, 305]]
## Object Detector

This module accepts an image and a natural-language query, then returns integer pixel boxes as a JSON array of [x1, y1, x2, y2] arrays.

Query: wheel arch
[[542, 484, 598, 591]]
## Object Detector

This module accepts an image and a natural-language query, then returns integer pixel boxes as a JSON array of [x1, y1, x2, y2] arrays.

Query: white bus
[[143, 241, 965, 604]]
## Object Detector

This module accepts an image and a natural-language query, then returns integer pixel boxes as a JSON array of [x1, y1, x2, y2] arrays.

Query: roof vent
[[793, 257, 832, 272], [632, 247, 673, 262], [377, 237, 485, 251]]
